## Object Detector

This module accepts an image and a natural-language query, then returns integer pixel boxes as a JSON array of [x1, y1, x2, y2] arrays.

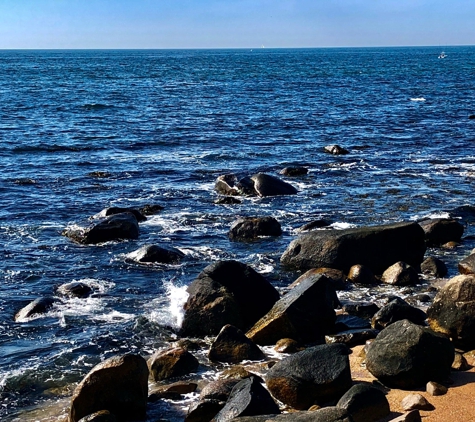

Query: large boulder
[[250, 173, 298, 197], [126, 244, 184, 264], [246, 274, 336, 345], [180, 261, 280, 337], [147, 347, 199, 381], [14, 297, 58, 321], [421, 257, 448, 277], [418, 218, 464, 246], [336, 384, 390, 422], [280, 222, 426, 274], [229, 217, 282, 240], [231, 408, 353, 422], [427, 274, 475, 350], [371, 297, 427, 330], [96, 207, 147, 223], [213, 377, 280, 421], [458, 253, 475, 275], [365, 320, 454, 389], [64, 213, 139, 244], [265, 343, 352, 410], [69, 354, 148, 422]]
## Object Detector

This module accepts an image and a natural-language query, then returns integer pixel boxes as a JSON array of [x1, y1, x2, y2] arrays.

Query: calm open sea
[[1, 47, 475, 420]]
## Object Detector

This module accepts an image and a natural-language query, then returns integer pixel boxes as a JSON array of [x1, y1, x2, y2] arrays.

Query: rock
[[214, 197, 242, 205], [180, 260, 280, 337], [280, 167, 308, 176], [297, 219, 332, 232], [265, 343, 352, 410], [57, 282, 93, 298], [97, 207, 146, 223], [215, 174, 244, 196], [14, 297, 58, 321], [126, 244, 184, 264], [200, 379, 240, 401], [442, 241, 459, 249], [291, 267, 348, 291], [381, 262, 419, 286], [213, 377, 280, 421], [458, 253, 475, 274], [452, 352, 470, 370], [469, 115, 475, 119], [334, 315, 371, 331], [281, 222, 426, 274], [426, 381, 447, 396], [147, 347, 199, 381], [154, 381, 198, 395], [138, 204, 164, 215], [347, 265, 378, 285], [250, 173, 298, 197], [290, 269, 342, 306], [421, 257, 448, 277], [228, 217, 282, 240], [365, 319, 454, 389], [336, 383, 390, 422], [230, 407, 354, 421], [388, 410, 421, 422], [325, 329, 378, 348], [64, 213, 139, 245], [69, 354, 148, 422], [78, 410, 117, 422], [401, 394, 434, 411], [186, 399, 224, 422], [427, 274, 475, 349], [274, 338, 302, 354], [342, 302, 379, 320], [221, 366, 259, 380], [371, 297, 427, 330], [246, 274, 336, 345], [208, 325, 265, 363], [324, 145, 349, 155], [418, 218, 464, 246]]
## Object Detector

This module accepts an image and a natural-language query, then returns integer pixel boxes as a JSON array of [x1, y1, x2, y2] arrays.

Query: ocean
[[1, 46, 475, 421]]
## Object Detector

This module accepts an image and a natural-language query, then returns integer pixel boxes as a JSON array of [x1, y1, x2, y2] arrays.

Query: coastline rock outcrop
[[180, 261, 280, 337], [280, 222, 426, 274], [228, 217, 282, 240], [215, 173, 297, 197]]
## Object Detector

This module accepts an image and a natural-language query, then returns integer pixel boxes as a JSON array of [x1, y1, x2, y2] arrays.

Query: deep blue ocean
[[1, 47, 475, 421]]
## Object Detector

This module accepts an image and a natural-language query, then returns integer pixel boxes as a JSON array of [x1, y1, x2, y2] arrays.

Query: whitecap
[[410, 97, 426, 102]]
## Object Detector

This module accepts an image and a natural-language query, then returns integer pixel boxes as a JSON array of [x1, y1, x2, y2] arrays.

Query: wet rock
[[266, 343, 352, 410], [221, 366, 260, 381], [180, 260, 280, 337], [274, 338, 302, 354], [215, 174, 244, 196], [251, 173, 298, 197], [365, 319, 454, 389], [401, 394, 434, 411], [291, 267, 348, 291], [78, 410, 117, 422], [199, 379, 240, 401], [64, 213, 139, 245], [214, 376, 280, 421], [325, 329, 378, 347], [228, 217, 282, 240], [418, 218, 464, 246], [126, 244, 184, 264], [69, 354, 148, 422], [97, 207, 147, 223], [14, 297, 58, 321], [57, 282, 93, 298], [214, 196, 242, 205], [421, 257, 448, 277], [155, 381, 198, 395], [147, 347, 199, 381], [246, 274, 336, 345], [334, 315, 370, 331], [280, 166, 308, 176], [324, 145, 349, 155], [138, 204, 164, 215], [87, 171, 111, 179], [427, 274, 475, 350], [426, 381, 447, 396], [452, 352, 470, 370], [371, 297, 427, 330], [343, 302, 380, 320], [469, 114, 475, 119], [458, 252, 475, 274], [381, 261, 419, 286], [336, 383, 390, 422], [296, 219, 332, 232], [281, 222, 426, 274], [347, 264, 378, 285], [230, 408, 353, 421], [186, 399, 224, 422], [208, 324, 265, 363]]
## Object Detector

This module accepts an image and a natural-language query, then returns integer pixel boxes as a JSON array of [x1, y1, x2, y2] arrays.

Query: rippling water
[[1, 47, 475, 420]]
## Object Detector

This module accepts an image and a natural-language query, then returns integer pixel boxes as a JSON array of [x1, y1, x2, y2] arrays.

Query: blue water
[[1, 47, 475, 420]]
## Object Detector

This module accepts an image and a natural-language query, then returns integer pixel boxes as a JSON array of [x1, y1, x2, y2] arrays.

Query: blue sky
[[0, 0, 474, 49]]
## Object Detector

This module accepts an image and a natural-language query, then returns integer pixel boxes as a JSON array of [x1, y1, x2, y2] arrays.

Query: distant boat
[[438, 51, 447, 59]]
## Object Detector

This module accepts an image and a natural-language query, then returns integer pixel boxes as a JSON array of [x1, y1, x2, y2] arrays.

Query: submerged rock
[[57, 282, 93, 298], [279, 166, 308, 176], [250, 173, 298, 197], [228, 217, 282, 240], [96, 206, 147, 223], [14, 297, 58, 321], [324, 144, 349, 155], [126, 244, 184, 264]]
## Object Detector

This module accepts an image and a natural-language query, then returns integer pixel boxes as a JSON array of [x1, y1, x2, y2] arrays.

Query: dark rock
[[469, 115, 475, 119], [246, 274, 336, 345], [250, 173, 298, 197], [421, 257, 448, 277], [427, 274, 475, 349], [126, 244, 184, 264], [208, 325, 265, 363], [64, 213, 139, 245], [389, 410, 422, 422], [78, 410, 117, 422], [371, 297, 427, 330], [230, 407, 354, 421], [87, 171, 111, 179], [401, 394, 434, 411], [69, 354, 148, 422], [214, 197, 242, 205], [325, 329, 378, 347], [186, 399, 224, 422], [347, 265, 378, 285], [147, 347, 199, 381], [265, 343, 352, 410], [426, 381, 447, 396], [334, 315, 371, 331], [343, 302, 380, 320], [458, 253, 475, 275], [153, 381, 198, 395], [280, 167, 308, 177], [291, 267, 348, 291], [98, 207, 147, 223], [381, 262, 419, 286], [214, 376, 280, 421], [418, 218, 464, 246], [221, 366, 259, 381], [274, 338, 302, 354], [14, 297, 57, 321], [138, 204, 164, 215], [180, 260, 280, 337], [215, 174, 244, 196], [453, 352, 470, 370], [297, 219, 333, 232], [281, 222, 426, 275], [57, 282, 93, 298], [237, 176, 258, 196], [324, 145, 349, 155], [148, 390, 182, 402], [336, 383, 390, 422], [200, 379, 240, 401], [365, 319, 454, 389], [228, 217, 282, 240]]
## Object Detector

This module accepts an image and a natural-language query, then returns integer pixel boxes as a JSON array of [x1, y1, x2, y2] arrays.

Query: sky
[[0, 0, 474, 49]]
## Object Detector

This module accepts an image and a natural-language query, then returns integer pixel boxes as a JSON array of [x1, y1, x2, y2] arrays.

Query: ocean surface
[[1, 47, 475, 421]]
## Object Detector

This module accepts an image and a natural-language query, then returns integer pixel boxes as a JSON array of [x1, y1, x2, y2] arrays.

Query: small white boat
[[438, 51, 447, 59]]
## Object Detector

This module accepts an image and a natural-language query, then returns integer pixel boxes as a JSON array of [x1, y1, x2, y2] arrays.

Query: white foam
[[330, 222, 357, 230], [148, 280, 189, 329], [410, 97, 426, 102]]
